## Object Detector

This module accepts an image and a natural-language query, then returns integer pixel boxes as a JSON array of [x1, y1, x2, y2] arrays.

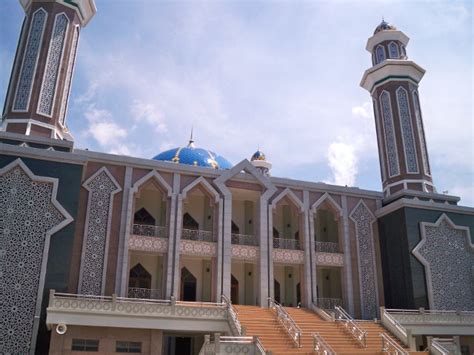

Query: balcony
[[132, 224, 167, 238], [273, 237, 300, 250], [128, 287, 161, 300], [182, 228, 214, 242], [315, 241, 340, 253], [231, 233, 258, 246]]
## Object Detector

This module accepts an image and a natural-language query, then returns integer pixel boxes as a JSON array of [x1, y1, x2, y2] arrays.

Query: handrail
[[221, 295, 242, 336], [315, 241, 340, 253], [255, 337, 267, 355], [132, 224, 167, 238], [231, 233, 258, 246], [268, 297, 301, 348], [182, 228, 214, 242], [386, 308, 474, 316], [311, 303, 335, 321], [380, 332, 408, 355], [127, 287, 161, 300], [312, 332, 336, 355], [430, 338, 453, 355], [334, 306, 367, 348], [273, 237, 300, 250], [380, 307, 408, 346]]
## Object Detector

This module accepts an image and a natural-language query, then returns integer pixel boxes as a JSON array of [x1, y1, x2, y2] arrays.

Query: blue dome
[[374, 20, 396, 35], [251, 150, 266, 161], [153, 140, 232, 170]]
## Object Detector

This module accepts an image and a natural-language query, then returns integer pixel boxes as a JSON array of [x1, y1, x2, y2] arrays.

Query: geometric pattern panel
[[231, 245, 259, 261], [37, 13, 69, 116], [272, 249, 305, 264], [79, 168, 121, 295], [128, 235, 168, 253], [180, 240, 217, 257], [59, 26, 79, 126], [413, 214, 474, 311], [316, 252, 344, 267], [412, 90, 431, 176], [350, 201, 378, 319], [380, 91, 400, 177], [396, 87, 418, 173], [0, 160, 71, 354], [13, 8, 47, 111]]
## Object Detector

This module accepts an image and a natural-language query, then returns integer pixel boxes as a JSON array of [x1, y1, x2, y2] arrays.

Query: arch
[[375, 44, 386, 64], [180, 267, 197, 301], [181, 176, 220, 203], [271, 188, 304, 212], [231, 220, 240, 234], [134, 207, 156, 225], [183, 212, 199, 230], [388, 41, 400, 59], [130, 170, 172, 197], [310, 193, 342, 217], [129, 263, 152, 289]]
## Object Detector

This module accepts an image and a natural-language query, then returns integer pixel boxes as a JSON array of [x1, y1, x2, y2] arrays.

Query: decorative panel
[[316, 252, 344, 267], [272, 249, 305, 264], [180, 240, 217, 257], [13, 8, 47, 111], [0, 160, 72, 354], [396, 87, 418, 173], [231, 245, 259, 261], [128, 235, 168, 253], [59, 26, 79, 126], [79, 168, 121, 295], [412, 91, 431, 175], [380, 91, 400, 177], [38, 13, 69, 116], [350, 201, 378, 319], [373, 98, 387, 182], [413, 215, 474, 311]]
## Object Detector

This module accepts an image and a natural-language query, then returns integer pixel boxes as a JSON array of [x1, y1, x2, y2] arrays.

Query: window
[[375, 45, 386, 64], [116, 341, 142, 353], [71, 339, 99, 351], [388, 42, 399, 58]]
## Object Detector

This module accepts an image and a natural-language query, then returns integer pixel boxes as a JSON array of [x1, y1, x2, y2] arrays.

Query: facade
[[0, 2, 472, 355]]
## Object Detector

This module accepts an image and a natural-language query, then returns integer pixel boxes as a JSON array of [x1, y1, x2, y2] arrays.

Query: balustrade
[[268, 298, 301, 348], [132, 224, 167, 238], [127, 287, 161, 300], [315, 241, 340, 253], [317, 298, 342, 310], [182, 228, 214, 242], [273, 237, 300, 250], [335, 305, 367, 348], [380, 332, 408, 355], [231, 233, 258, 246], [313, 332, 336, 355]]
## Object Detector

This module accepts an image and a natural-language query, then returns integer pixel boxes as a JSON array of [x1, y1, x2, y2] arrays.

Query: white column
[[308, 210, 318, 305], [116, 166, 133, 296], [257, 194, 270, 307], [341, 195, 355, 315], [302, 191, 313, 307], [216, 198, 224, 298], [267, 204, 274, 303], [165, 173, 180, 299], [221, 193, 232, 299]]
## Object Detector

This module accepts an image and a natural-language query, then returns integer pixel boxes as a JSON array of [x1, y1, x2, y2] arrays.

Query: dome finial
[[187, 126, 195, 148]]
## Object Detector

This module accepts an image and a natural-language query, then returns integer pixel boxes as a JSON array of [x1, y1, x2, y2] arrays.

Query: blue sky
[[1, 0, 472, 205]]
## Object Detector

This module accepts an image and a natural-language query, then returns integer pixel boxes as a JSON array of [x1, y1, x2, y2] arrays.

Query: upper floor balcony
[[315, 241, 340, 254], [132, 223, 167, 238], [273, 237, 300, 250], [231, 233, 258, 246], [181, 228, 214, 242]]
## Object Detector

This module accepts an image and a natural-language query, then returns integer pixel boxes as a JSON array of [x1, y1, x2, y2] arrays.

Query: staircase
[[234, 305, 428, 354]]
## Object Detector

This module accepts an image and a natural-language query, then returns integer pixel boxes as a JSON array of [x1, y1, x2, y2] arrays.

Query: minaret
[[361, 20, 434, 197], [250, 149, 272, 176], [1, 0, 96, 140]]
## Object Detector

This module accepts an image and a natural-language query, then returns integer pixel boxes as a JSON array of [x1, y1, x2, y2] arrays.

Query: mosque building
[[0, 1, 473, 354]]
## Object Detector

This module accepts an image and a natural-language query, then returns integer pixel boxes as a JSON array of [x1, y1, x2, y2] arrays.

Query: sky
[[0, 0, 472, 205]]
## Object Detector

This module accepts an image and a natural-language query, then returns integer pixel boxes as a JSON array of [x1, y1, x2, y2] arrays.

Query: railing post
[[112, 293, 117, 311], [171, 295, 176, 315], [241, 325, 246, 336], [48, 289, 55, 307], [214, 333, 221, 353]]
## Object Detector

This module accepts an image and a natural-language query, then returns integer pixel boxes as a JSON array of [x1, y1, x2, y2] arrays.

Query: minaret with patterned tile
[[1, 0, 96, 140], [361, 20, 435, 198]]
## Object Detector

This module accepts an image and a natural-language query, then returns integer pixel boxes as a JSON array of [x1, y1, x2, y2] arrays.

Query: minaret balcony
[[182, 228, 214, 242], [231, 233, 258, 246], [315, 241, 340, 254], [132, 224, 167, 238], [273, 237, 300, 250]]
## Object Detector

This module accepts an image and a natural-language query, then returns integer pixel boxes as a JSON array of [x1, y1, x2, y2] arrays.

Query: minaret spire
[[187, 126, 195, 148]]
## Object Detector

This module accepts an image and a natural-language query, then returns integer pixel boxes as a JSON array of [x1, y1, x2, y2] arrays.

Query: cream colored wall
[[315, 209, 339, 243], [231, 261, 257, 305], [317, 267, 343, 299], [183, 195, 212, 230], [135, 188, 165, 225], [273, 204, 299, 238], [181, 258, 204, 301], [129, 253, 164, 291], [232, 200, 246, 234], [274, 264, 300, 306]]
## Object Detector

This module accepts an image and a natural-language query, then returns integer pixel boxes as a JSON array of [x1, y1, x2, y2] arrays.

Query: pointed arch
[[131, 170, 172, 197], [310, 192, 342, 217], [181, 176, 220, 203], [271, 188, 304, 213]]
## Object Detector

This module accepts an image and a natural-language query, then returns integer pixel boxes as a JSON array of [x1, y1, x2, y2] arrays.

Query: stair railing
[[334, 306, 367, 348], [380, 307, 409, 346], [380, 332, 408, 355], [312, 332, 336, 355], [268, 297, 301, 348], [429, 337, 455, 355], [221, 295, 242, 336]]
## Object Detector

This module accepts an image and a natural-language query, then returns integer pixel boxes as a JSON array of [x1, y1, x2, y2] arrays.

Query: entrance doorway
[[180, 267, 197, 301], [175, 337, 192, 354], [231, 274, 239, 304]]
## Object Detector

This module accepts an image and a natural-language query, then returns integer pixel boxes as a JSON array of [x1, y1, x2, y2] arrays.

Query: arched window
[[388, 42, 399, 59], [273, 227, 280, 238], [134, 207, 155, 225], [129, 263, 151, 289], [400, 44, 407, 58], [231, 221, 240, 234], [183, 212, 199, 230], [375, 45, 386, 64]]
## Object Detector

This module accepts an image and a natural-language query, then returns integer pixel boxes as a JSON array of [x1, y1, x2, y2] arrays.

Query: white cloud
[[130, 99, 167, 133], [352, 102, 372, 119], [84, 105, 128, 151], [325, 140, 358, 186]]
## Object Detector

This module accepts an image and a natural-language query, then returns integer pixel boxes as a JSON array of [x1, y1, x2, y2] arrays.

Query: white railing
[[386, 308, 474, 325], [317, 298, 342, 310], [221, 295, 242, 336], [313, 332, 336, 355], [231, 233, 258, 246], [182, 228, 214, 242], [334, 306, 367, 348], [273, 237, 300, 250], [127, 287, 161, 300], [430, 338, 455, 355], [380, 332, 408, 355], [315, 241, 340, 253], [268, 298, 301, 348], [200, 334, 267, 355], [132, 224, 167, 238], [380, 307, 409, 346]]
